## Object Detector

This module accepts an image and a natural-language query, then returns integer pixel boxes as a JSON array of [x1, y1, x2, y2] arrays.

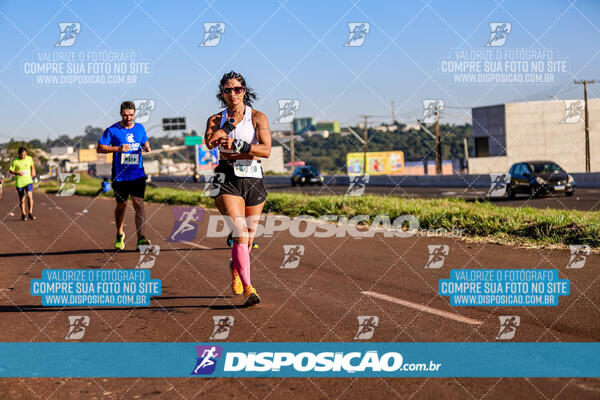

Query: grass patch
[[38, 174, 600, 248]]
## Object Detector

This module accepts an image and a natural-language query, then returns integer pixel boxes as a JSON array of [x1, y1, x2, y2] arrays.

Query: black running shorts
[[211, 160, 267, 206], [112, 177, 147, 203]]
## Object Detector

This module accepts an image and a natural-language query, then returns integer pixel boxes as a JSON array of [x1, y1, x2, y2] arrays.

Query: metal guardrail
[[148, 173, 600, 188]]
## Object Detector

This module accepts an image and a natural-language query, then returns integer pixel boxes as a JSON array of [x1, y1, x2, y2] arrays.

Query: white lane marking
[[180, 241, 214, 250], [361, 290, 483, 325]]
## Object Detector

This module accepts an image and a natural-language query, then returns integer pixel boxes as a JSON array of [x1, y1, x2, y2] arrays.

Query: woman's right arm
[[204, 114, 227, 150]]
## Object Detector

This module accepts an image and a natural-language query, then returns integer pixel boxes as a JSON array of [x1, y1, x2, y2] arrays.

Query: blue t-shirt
[[98, 122, 148, 182]]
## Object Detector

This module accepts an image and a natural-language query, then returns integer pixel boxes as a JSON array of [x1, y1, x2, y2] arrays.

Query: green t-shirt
[[10, 156, 34, 188]]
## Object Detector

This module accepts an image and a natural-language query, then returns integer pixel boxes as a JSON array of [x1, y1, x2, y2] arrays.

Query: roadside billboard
[[195, 141, 219, 171], [346, 151, 404, 175]]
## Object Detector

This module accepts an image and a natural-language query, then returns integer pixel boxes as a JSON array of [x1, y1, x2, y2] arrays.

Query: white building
[[50, 146, 74, 155], [259, 145, 285, 173], [469, 99, 600, 173]]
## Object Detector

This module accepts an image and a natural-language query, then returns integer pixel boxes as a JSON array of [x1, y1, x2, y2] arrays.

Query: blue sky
[[0, 0, 599, 142]]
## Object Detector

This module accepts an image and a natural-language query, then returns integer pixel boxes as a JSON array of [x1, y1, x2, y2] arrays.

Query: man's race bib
[[21, 170, 30, 176], [233, 160, 262, 178], [121, 153, 140, 165]]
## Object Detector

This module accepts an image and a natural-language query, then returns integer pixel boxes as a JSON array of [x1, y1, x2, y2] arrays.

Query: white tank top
[[218, 105, 258, 153]]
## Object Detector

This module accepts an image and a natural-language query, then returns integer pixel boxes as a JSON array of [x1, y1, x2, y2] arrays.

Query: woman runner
[[204, 71, 271, 306]]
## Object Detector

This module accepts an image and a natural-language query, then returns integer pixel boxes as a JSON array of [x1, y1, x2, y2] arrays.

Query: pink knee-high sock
[[232, 242, 251, 288]]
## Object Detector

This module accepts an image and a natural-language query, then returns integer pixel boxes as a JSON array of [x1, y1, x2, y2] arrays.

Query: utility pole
[[391, 100, 396, 125], [463, 137, 469, 174], [290, 121, 295, 172], [359, 115, 371, 174], [434, 107, 442, 174], [575, 80, 595, 172]]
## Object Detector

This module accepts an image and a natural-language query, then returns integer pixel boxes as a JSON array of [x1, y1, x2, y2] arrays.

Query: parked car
[[507, 161, 575, 198], [291, 166, 324, 186]]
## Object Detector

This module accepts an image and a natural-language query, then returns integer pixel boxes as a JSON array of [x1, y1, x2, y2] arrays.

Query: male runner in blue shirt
[[97, 101, 151, 250]]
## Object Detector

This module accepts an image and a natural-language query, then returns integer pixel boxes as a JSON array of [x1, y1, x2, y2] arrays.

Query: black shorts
[[112, 177, 147, 203], [211, 161, 267, 206]]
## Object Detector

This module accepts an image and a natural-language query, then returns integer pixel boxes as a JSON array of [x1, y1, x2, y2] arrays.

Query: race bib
[[121, 153, 140, 165], [233, 160, 262, 178], [21, 170, 30, 176]]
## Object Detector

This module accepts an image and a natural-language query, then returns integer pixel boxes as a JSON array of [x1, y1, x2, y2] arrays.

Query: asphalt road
[[0, 189, 599, 399], [150, 181, 600, 212]]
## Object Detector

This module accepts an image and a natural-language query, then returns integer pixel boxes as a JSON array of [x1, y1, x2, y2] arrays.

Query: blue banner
[[196, 143, 218, 166], [0, 343, 598, 377], [439, 269, 569, 306], [30, 269, 162, 307]]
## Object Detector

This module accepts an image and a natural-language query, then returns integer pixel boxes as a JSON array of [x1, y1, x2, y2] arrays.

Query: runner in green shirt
[[9, 147, 36, 220]]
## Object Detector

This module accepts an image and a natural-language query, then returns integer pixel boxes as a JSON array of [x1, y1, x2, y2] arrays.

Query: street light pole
[[575, 80, 596, 172], [359, 115, 371, 174], [435, 109, 441, 174]]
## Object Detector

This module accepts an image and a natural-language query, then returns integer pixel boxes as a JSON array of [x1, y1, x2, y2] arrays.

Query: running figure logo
[[487, 173, 510, 197], [191, 345, 223, 375], [57, 173, 80, 196], [346, 174, 369, 196], [280, 245, 305, 269], [204, 172, 225, 197], [209, 316, 234, 340], [560, 100, 584, 124], [133, 99, 156, 124], [65, 315, 90, 340], [344, 23, 370, 47], [496, 316, 520, 340], [136, 245, 160, 269], [422, 99, 444, 124], [200, 23, 225, 47], [566, 245, 591, 269], [168, 207, 204, 242], [486, 22, 512, 47], [275, 100, 300, 123], [354, 316, 379, 340], [56, 23, 81, 47], [425, 245, 449, 269]]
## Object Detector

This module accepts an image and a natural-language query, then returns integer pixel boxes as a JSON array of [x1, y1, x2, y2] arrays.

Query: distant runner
[[97, 101, 152, 250], [9, 147, 36, 220]]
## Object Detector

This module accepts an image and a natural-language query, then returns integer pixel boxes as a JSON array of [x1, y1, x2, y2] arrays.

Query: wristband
[[232, 138, 252, 154], [222, 118, 236, 134]]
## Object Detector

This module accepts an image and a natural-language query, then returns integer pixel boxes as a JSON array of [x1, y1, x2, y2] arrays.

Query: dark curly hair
[[216, 71, 257, 108]]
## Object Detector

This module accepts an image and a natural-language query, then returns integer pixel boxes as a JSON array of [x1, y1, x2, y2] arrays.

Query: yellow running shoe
[[228, 259, 243, 295], [114, 232, 125, 250], [243, 286, 261, 306]]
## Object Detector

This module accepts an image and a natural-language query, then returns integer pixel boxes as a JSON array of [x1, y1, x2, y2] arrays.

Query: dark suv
[[507, 161, 575, 198], [291, 166, 324, 186]]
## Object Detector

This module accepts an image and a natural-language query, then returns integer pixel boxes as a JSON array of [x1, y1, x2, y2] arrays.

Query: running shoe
[[114, 233, 125, 250], [136, 236, 151, 250], [228, 259, 243, 295], [28, 214, 36, 220], [251, 242, 259, 249], [21, 215, 27, 221], [243, 286, 261, 306]]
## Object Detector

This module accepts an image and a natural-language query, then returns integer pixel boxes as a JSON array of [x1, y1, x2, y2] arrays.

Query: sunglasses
[[222, 86, 245, 94]]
